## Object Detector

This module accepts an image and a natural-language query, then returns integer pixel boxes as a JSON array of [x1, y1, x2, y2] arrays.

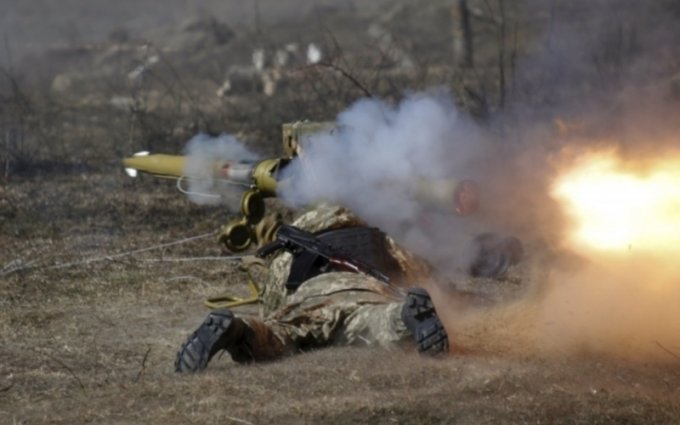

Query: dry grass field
[[3, 1, 680, 423]]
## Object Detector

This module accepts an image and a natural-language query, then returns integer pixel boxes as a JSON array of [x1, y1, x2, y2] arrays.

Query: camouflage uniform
[[176, 204, 446, 371], [244, 204, 431, 359]]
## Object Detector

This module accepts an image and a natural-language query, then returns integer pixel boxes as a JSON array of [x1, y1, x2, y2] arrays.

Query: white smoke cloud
[[183, 133, 259, 206], [432, 0, 680, 363], [174, 0, 680, 365], [278, 91, 493, 270]]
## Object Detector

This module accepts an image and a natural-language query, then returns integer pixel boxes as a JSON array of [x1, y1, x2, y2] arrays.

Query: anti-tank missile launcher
[[123, 121, 479, 252]]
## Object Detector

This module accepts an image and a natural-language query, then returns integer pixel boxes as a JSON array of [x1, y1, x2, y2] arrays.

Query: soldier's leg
[[341, 288, 448, 355], [176, 274, 448, 373], [341, 302, 410, 347], [175, 310, 291, 373], [262, 272, 401, 350], [265, 272, 448, 355], [174, 272, 365, 373]]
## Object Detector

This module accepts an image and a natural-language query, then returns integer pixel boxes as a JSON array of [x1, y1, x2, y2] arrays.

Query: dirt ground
[[2, 193, 680, 425], [3, 1, 680, 424]]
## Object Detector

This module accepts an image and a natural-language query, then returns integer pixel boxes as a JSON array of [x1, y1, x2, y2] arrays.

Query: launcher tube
[[123, 153, 285, 197]]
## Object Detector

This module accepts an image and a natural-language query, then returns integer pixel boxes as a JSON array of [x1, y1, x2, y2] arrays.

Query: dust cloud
[[435, 0, 680, 363], [437, 254, 680, 363], [179, 0, 680, 363]]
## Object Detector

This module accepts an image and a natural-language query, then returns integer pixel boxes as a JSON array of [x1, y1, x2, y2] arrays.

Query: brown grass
[[3, 1, 680, 423], [3, 142, 680, 425]]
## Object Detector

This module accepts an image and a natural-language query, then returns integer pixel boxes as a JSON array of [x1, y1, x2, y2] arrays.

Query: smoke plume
[[183, 133, 259, 206], [180, 0, 680, 364], [431, 0, 680, 363], [277, 1, 680, 363], [279, 91, 498, 272]]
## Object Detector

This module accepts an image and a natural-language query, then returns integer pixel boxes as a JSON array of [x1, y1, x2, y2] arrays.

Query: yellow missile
[[123, 152, 286, 198], [123, 152, 187, 178]]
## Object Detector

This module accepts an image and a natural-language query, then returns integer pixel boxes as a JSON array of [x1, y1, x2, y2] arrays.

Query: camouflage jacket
[[257, 204, 433, 317]]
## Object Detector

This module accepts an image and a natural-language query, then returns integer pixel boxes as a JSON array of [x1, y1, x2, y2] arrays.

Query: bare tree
[[497, 0, 506, 108], [452, 0, 474, 68]]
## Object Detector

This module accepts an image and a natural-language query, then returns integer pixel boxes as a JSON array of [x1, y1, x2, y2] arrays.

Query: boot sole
[[402, 288, 449, 355], [175, 309, 234, 373]]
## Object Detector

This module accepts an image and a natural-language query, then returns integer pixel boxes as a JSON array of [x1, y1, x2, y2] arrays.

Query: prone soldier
[[174, 202, 524, 372], [121, 122, 522, 371], [174, 204, 450, 372]]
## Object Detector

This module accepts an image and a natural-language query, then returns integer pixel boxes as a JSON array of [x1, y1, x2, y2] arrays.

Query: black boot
[[175, 309, 246, 373], [401, 288, 449, 355]]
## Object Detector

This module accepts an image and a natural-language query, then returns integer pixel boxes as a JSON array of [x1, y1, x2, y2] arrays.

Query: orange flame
[[552, 150, 680, 255]]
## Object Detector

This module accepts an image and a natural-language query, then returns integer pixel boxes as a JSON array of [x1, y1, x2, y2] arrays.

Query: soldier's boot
[[175, 310, 286, 373], [401, 288, 449, 355], [175, 309, 244, 373]]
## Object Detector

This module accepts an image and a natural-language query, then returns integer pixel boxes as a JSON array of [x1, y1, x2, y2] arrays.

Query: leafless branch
[[497, 0, 507, 108], [656, 341, 680, 362], [134, 346, 152, 383], [313, 62, 373, 99]]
